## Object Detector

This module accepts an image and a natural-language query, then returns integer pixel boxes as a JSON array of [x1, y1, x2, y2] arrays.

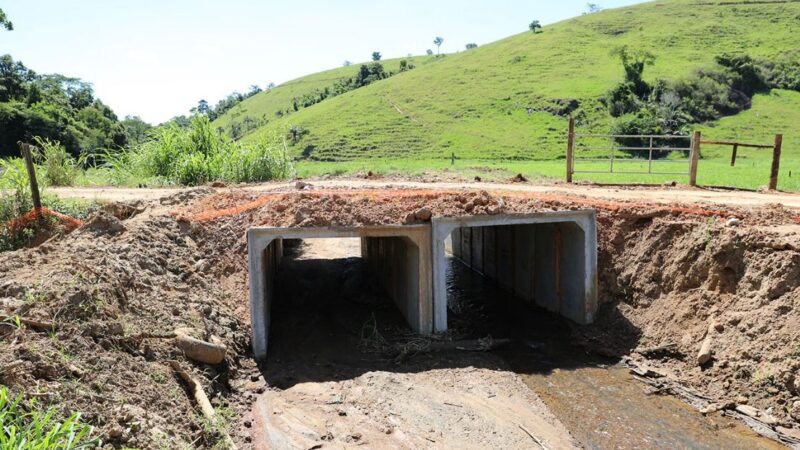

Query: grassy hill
[[215, 0, 800, 190]]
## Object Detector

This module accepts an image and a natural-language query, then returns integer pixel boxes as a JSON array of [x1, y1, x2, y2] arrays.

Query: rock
[[211, 181, 226, 188], [414, 208, 432, 221], [725, 218, 742, 227], [107, 322, 124, 336], [791, 401, 800, 421], [108, 425, 125, 439], [81, 213, 126, 235], [474, 176, 482, 182], [295, 181, 309, 190], [736, 395, 749, 404], [662, 181, 677, 187], [713, 323, 724, 332], [697, 322, 716, 365], [119, 404, 146, 424], [735, 404, 760, 418]]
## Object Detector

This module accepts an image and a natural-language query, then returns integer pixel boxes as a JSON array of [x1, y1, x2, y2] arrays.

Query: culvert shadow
[[258, 255, 641, 389]]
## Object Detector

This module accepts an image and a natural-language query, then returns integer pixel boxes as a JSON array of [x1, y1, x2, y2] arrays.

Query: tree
[[433, 37, 444, 55], [0, 8, 12, 31], [586, 3, 603, 13], [465, 43, 478, 50], [121, 115, 152, 146], [611, 46, 656, 98], [196, 99, 211, 116], [343, 60, 352, 67], [529, 20, 542, 33], [426, 49, 434, 56], [372, 52, 382, 61], [247, 85, 262, 97], [267, 82, 276, 90]]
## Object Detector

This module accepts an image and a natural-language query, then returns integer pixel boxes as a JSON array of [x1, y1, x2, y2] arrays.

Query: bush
[[102, 115, 294, 186], [0, 386, 100, 449], [33, 137, 78, 186]]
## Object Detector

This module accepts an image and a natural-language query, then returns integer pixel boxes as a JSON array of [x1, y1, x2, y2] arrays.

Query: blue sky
[[2, 0, 643, 124]]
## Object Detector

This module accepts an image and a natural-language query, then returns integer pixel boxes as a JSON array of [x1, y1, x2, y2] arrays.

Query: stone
[[791, 401, 800, 421], [725, 218, 742, 227], [414, 208, 432, 221], [735, 404, 759, 418]]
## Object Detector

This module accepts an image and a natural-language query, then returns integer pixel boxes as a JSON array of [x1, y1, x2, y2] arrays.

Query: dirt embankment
[[0, 185, 799, 448], [584, 211, 800, 429], [0, 188, 261, 448]]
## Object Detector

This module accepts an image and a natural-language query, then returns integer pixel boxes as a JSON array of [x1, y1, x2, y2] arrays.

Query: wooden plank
[[18, 141, 43, 225], [689, 131, 701, 187], [769, 134, 783, 191], [700, 139, 772, 149]]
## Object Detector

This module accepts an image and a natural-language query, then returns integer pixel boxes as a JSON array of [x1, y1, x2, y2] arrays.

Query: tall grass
[[0, 386, 100, 449], [32, 137, 79, 187], [100, 115, 295, 186]]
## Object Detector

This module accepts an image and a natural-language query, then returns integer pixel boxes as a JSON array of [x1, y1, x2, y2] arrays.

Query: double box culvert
[[247, 211, 598, 360]]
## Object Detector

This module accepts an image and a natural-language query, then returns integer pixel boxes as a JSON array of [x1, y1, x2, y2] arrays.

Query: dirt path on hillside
[[51, 179, 800, 209]]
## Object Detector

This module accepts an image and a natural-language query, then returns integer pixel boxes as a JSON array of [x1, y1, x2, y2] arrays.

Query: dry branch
[[1, 315, 57, 331], [168, 360, 237, 450]]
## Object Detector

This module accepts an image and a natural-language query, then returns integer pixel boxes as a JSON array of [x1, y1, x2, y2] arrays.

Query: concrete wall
[[433, 211, 598, 332], [362, 236, 422, 330]]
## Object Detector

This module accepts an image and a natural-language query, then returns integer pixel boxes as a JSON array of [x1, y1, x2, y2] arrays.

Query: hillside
[[212, 56, 434, 138], [215, 0, 800, 189]]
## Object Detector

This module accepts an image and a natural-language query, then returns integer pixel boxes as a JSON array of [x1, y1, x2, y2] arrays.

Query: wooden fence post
[[18, 141, 44, 225], [566, 117, 575, 183], [689, 131, 701, 187], [769, 134, 783, 191], [730, 143, 738, 167]]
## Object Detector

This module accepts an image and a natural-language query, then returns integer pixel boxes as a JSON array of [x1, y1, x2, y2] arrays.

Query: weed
[[32, 138, 78, 187], [0, 386, 100, 448]]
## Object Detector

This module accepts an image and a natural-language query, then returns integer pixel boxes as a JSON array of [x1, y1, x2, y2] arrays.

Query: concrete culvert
[[247, 225, 433, 360], [431, 211, 598, 331]]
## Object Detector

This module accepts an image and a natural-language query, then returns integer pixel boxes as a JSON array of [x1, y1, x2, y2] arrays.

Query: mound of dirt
[[581, 214, 800, 428], [0, 191, 261, 448]]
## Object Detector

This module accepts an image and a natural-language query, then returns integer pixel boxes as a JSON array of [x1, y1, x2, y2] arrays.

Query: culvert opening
[[247, 226, 433, 360], [431, 212, 598, 332]]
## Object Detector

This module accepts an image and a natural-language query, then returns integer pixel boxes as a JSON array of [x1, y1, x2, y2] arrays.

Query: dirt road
[[51, 179, 800, 209]]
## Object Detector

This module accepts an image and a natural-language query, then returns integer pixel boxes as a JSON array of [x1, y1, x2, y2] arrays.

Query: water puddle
[[446, 257, 783, 449]]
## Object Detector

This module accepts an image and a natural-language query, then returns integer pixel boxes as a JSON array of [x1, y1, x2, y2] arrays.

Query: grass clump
[[0, 386, 100, 449], [100, 115, 294, 186]]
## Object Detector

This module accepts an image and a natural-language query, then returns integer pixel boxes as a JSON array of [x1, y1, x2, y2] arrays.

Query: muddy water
[[446, 257, 784, 450]]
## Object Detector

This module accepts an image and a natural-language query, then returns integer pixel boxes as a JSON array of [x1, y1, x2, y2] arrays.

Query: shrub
[[33, 137, 78, 186], [102, 115, 294, 186], [0, 386, 100, 449]]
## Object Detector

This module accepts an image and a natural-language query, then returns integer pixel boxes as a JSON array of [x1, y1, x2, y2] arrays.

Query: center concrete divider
[[247, 211, 597, 361]]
